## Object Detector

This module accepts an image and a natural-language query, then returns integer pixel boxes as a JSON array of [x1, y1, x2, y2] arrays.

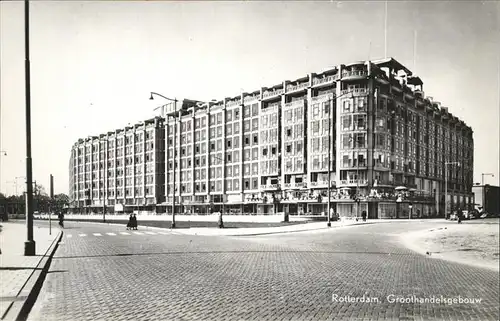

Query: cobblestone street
[[28, 221, 499, 321]]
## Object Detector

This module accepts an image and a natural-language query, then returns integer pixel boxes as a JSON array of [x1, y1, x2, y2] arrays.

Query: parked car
[[448, 210, 470, 221], [469, 209, 481, 219]]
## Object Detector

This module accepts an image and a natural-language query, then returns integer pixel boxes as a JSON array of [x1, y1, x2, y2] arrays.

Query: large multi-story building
[[69, 57, 474, 218], [69, 117, 167, 213]]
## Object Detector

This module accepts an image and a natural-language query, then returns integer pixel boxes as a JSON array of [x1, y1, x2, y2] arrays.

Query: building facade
[[70, 57, 474, 218], [69, 117, 166, 213]]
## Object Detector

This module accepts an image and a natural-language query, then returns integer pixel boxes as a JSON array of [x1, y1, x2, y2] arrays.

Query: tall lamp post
[[445, 161, 460, 218], [103, 144, 107, 223], [150, 92, 178, 228], [481, 173, 494, 185], [24, 0, 36, 256]]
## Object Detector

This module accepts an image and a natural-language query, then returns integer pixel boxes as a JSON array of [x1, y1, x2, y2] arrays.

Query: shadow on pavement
[[46, 270, 69, 274]]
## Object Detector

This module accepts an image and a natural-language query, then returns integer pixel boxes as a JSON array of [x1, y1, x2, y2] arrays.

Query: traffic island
[[400, 218, 500, 271]]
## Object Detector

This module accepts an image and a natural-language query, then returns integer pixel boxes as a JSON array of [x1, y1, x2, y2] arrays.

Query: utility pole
[[103, 142, 107, 223]]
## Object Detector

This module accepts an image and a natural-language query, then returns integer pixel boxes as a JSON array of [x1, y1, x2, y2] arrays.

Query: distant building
[[472, 184, 499, 215], [69, 57, 474, 218]]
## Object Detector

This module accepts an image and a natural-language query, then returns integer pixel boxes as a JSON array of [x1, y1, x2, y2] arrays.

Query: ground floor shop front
[[68, 199, 458, 219]]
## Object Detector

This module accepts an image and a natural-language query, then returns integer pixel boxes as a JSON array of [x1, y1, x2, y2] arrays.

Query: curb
[[1, 230, 63, 321], [208, 221, 376, 237]]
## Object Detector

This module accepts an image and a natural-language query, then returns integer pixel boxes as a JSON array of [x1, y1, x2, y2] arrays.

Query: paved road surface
[[28, 220, 499, 321]]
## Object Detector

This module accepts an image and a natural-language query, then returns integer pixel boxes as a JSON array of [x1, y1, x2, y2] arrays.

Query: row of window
[[167, 176, 261, 194]]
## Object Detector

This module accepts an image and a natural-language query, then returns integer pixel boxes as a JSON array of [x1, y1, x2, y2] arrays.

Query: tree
[[51, 193, 70, 214], [0, 193, 7, 219]]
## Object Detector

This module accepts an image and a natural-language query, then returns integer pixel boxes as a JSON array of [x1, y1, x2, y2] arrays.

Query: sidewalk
[[0, 222, 62, 320]]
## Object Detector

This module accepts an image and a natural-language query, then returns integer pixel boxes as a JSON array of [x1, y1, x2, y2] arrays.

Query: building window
[[252, 148, 258, 160], [355, 133, 366, 148], [342, 115, 352, 130], [263, 148, 268, 156], [296, 142, 302, 153], [342, 155, 350, 167], [251, 104, 258, 117], [313, 103, 319, 116], [312, 121, 320, 134], [323, 101, 331, 114], [343, 100, 351, 113], [244, 106, 251, 117], [252, 119, 259, 131]]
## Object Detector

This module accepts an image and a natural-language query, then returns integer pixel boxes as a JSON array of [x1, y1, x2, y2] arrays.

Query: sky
[[0, 0, 499, 195]]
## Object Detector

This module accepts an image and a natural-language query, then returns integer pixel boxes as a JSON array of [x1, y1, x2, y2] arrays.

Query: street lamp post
[[103, 143, 107, 223], [445, 161, 460, 218], [150, 92, 178, 228], [481, 173, 494, 185], [24, 0, 35, 256]]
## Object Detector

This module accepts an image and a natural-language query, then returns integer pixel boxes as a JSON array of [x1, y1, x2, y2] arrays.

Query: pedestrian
[[58, 212, 64, 228], [457, 208, 462, 224], [218, 211, 224, 228], [132, 214, 138, 230], [361, 210, 367, 222], [126, 214, 133, 230]]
